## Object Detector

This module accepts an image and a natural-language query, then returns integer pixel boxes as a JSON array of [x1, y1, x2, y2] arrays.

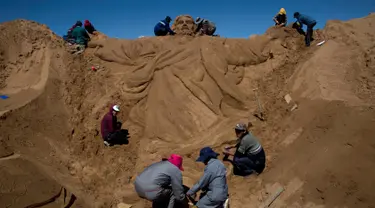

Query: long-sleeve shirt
[[236, 132, 262, 157], [296, 14, 317, 27], [71, 26, 90, 45], [187, 159, 228, 202], [135, 161, 186, 202], [154, 20, 175, 35]]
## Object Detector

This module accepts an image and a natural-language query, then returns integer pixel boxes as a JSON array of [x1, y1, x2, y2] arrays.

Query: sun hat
[[196, 147, 219, 162]]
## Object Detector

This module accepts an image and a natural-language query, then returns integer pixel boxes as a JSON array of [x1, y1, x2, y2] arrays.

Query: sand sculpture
[[1, 14, 375, 208], [171, 15, 197, 36]]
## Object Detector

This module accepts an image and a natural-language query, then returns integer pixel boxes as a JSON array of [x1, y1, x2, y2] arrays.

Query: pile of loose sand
[[0, 14, 375, 208]]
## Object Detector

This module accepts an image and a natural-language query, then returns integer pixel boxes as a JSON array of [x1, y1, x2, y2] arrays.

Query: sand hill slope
[[0, 14, 375, 208]]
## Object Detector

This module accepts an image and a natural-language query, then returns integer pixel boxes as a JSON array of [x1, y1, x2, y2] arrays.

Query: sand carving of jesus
[[88, 15, 271, 147]]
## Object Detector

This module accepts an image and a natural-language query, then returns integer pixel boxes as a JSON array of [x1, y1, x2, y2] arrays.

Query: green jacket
[[72, 26, 90, 45]]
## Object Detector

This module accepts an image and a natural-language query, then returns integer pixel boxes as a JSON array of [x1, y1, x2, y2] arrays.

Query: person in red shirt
[[100, 105, 128, 146], [84, 20, 97, 34]]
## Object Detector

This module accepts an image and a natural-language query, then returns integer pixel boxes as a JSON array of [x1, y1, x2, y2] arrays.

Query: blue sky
[[0, 0, 374, 39]]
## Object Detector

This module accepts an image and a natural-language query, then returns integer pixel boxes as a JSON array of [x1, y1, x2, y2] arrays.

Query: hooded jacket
[[134, 161, 186, 202], [100, 105, 117, 139], [84, 20, 96, 34]]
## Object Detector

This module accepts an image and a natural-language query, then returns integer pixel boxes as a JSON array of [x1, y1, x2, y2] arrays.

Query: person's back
[[72, 23, 90, 46], [84, 20, 96, 34], [154, 16, 175, 36], [297, 13, 316, 26], [239, 132, 262, 156], [204, 159, 228, 202], [135, 160, 185, 201]]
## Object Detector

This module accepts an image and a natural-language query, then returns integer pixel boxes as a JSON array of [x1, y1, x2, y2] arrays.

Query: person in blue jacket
[[294, 12, 317, 47], [187, 147, 228, 208], [154, 16, 176, 36]]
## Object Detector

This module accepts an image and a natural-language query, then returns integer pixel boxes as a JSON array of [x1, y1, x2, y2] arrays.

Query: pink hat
[[168, 154, 184, 171]]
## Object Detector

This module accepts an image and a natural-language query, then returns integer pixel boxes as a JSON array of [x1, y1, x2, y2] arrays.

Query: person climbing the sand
[[293, 12, 317, 47], [134, 154, 187, 208], [195, 17, 217, 36], [273, 8, 287, 27], [186, 147, 228, 208], [84, 20, 96, 34], [71, 21, 91, 52], [100, 104, 128, 146], [223, 123, 266, 176], [154, 16, 176, 36]]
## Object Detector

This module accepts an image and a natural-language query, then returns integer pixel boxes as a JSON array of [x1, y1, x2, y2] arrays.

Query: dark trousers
[[154, 29, 168, 36], [232, 149, 266, 176], [305, 22, 316, 47], [105, 129, 129, 145]]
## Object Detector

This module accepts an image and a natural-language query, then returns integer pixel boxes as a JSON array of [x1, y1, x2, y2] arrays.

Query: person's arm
[[187, 170, 212, 196], [166, 24, 176, 35], [273, 14, 279, 24], [170, 170, 186, 202]]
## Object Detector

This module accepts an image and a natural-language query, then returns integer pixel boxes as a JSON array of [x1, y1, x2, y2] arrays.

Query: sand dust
[[0, 14, 375, 208]]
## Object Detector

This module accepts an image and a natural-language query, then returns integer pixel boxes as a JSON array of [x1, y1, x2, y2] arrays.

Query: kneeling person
[[134, 154, 187, 208], [187, 147, 228, 208], [223, 123, 266, 176]]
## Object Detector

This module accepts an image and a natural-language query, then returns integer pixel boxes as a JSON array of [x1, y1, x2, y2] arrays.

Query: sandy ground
[[0, 14, 375, 208]]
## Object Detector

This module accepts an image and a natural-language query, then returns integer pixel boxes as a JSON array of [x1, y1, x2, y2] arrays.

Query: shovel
[[253, 88, 265, 121]]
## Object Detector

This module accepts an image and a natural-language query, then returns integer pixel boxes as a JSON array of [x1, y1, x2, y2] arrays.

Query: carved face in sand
[[172, 15, 196, 36]]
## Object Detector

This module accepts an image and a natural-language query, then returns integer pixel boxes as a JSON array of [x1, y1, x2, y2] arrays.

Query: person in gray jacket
[[134, 154, 187, 208], [187, 147, 228, 208]]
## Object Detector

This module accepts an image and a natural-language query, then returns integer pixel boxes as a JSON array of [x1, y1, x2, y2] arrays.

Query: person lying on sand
[[100, 105, 128, 146], [195, 17, 217, 36], [293, 12, 317, 47], [273, 8, 287, 27], [223, 123, 266, 176], [134, 154, 188, 208], [187, 147, 229, 208], [154, 16, 176, 36]]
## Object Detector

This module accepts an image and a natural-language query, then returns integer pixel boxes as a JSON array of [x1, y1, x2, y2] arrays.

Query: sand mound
[[0, 14, 375, 208]]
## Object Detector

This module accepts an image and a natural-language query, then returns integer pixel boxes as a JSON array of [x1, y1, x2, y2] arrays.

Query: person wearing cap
[[134, 154, 187, 208], [84, 20, 96, 34], [195, 17, 216, 36], [223, 123, 266, 176], [273, 8, 287, 27], [154, 16, 176, 36], [293, 12, 317, 47], [186, 147, 228, 208], [100, 104, 124, 146], [71, 20, 91, 51]]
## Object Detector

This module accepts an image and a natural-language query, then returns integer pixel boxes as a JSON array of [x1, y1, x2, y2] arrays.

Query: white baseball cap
[[112, 105, 120, 112]]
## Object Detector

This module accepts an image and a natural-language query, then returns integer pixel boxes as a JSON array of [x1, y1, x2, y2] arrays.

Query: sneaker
[[104, 141, 110, 146]]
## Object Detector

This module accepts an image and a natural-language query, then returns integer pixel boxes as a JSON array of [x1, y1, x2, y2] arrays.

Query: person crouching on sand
[[293, 12, 317, 47], [187, 147, 228, 208], [154, 16, 176, 36], [134, 154, 188, 208], [273, 8, 287, 27], [223, 123, 266, 176], [100, 105, 128, 146], [84, 20, 96, 34]]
